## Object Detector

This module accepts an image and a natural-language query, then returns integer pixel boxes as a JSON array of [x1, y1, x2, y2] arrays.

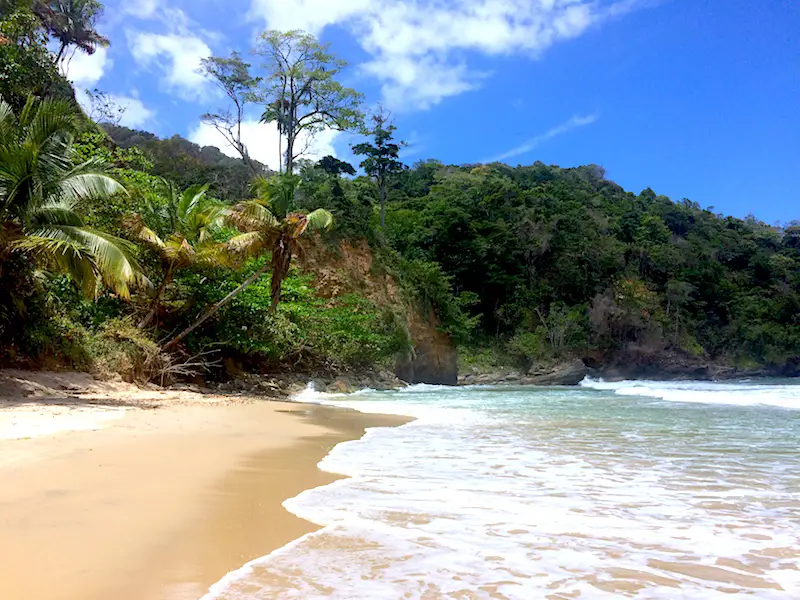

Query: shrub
[[175, 265, 410, 372], [86, 318, 166, 382]]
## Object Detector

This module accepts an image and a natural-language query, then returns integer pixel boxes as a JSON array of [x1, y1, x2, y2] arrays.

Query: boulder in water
[[525, 359, 588, 386]]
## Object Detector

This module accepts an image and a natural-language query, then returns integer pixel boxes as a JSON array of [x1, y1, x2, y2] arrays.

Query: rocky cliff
[[303, 240, 458, 385]]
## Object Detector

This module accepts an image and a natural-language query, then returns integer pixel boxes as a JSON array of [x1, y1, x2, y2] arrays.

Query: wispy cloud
[[487, 114, 598, 163], [249, 1, 649, 110]]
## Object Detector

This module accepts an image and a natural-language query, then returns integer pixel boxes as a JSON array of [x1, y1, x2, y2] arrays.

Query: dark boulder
[[525, 359, 589, 386]]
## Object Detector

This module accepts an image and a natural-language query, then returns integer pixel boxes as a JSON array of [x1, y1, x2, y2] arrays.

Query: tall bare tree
[[255, 30, 363, 174], [198, 51, 262, 176]]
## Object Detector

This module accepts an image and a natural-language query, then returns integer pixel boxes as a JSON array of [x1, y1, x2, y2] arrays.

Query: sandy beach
[[0, 370, 406, 600]]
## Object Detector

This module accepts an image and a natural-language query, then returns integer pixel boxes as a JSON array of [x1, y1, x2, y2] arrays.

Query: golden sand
[[0, 377, 406, 600]]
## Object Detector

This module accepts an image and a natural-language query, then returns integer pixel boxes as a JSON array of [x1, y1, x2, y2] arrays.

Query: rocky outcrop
[[459, 370, 524, 385], [303, 240, 461, 386], [396, 312, 458, 385], [588, 346, 800, 381], [524, 359, 589, 386], [459, 360, 590, 386]]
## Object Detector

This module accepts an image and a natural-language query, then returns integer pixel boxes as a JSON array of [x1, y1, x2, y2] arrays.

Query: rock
[[526, 359, 588, 386], [223, 357, 246, 379], [396, 314, 458, 386], [311, 378, 328, 393], [329, 379, 353, 393], [285, 382, 306, 396]]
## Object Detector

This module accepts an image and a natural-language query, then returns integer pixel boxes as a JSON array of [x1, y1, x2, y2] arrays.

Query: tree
[[125, 180, 228, 328], [255, 30, 363, 174], [37, 0, 110, 63], [0, 0, 64, 109], [163, 174, 332, 349], [316, 155, 355, 177], [83, 87, 125, 124], [352, 106, 405, 228], [0, 96, 145, 299], [315, 155, 355, 209], [665, 280, 695, 344], [198, 51, 262, 176]]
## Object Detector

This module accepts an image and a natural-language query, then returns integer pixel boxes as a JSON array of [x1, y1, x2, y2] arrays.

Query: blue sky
[[65, 0, 799, 223]]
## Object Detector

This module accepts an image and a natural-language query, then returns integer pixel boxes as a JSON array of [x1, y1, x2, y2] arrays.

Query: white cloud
[[76, 89, 156, 128], [487, 114, 598, 163], [62, 47, 111, 87], [250, 0, 642, 110], [127, 31, 212, 99], [123, 0, 160, 18], [361, 55, 482, 110], [249, 0, 371, 34], [113, 96, 157, 128], [188, 120, 339, 172]]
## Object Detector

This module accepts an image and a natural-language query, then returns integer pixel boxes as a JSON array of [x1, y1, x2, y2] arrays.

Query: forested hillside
[[102, 125, 263, 202], [1, 0, 798, 384], [382, 163, 800, 375]]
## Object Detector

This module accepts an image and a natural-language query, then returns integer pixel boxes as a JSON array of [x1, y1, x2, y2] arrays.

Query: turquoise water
[[205, 380, 800, 599]]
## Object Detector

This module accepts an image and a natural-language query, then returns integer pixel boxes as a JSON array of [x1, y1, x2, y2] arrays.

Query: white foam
[[290, 381, 342, 403], [205, 383, 800, 599], [580, 377, 800, 410]]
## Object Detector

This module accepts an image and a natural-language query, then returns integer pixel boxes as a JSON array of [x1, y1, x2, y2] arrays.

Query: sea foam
[[580, 377, 800, 410], [206, 381, 800, 599]]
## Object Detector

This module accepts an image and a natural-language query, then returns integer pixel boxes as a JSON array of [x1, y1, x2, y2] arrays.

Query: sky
[[64, 0, 800, 223]]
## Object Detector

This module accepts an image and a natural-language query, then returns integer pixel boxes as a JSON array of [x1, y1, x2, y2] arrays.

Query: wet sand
[[0, 394, 407, 600]]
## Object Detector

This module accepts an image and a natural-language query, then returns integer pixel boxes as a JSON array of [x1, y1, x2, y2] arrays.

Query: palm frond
[[225, 231, 269, 258], [305, 208, 334, 231], [11, 233, 98, 298], [193, 242, 229, 268], [251, 174, 301, 219], [196, 201, 228, 242], [27, 200, 85, 227], [163, 235, 196, 265], [57, 168, 125, 205], [1, 98, 148, 300], [0, 99, 17, 141], [228, 200, 279, 232], [177, 184, 209, 223], [123, 213, 165, 249], [24, 226, 148, 299], [21, 97, 79, 148]]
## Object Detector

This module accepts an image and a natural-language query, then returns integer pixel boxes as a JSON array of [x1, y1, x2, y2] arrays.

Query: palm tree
[[163, 174, 332, 349], [125, 180, 228, 329], [0, 96, 145, 299], [35, 0, 110, 63]]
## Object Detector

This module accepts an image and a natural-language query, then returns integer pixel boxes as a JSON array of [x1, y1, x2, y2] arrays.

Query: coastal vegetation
[[1, 0, 798, 383]]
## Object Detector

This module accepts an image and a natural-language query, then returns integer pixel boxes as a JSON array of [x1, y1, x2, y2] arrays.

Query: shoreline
[[0, 370, 409, 600]]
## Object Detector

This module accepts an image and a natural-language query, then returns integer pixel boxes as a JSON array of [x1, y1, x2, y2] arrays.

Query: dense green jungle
[[2, 0, 799, 386]]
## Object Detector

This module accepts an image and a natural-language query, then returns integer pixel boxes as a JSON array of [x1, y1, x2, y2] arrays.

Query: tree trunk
[[379, 179, 387, 228], [138, 263, 174, 329], [55, 43, 67, 64], [241, 153, 261, 177], [163, 260, 271, 349], [285, 132, 294, 174], [270, 236, 292, 311], [277, 122, 283, 174]]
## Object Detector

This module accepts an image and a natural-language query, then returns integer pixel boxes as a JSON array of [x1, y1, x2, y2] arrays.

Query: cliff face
[[303, 240, 458, 385], [396, 310, 458, 385]]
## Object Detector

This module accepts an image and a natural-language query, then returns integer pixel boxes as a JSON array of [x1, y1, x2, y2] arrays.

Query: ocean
[[203, 379, 800, 599]]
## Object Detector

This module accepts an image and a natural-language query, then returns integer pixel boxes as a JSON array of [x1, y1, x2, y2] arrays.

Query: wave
[[289, 382, 348, 403], [203, 381, 800, 599], [580, 377, 800, 410], [291, 382, 474, 421]]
